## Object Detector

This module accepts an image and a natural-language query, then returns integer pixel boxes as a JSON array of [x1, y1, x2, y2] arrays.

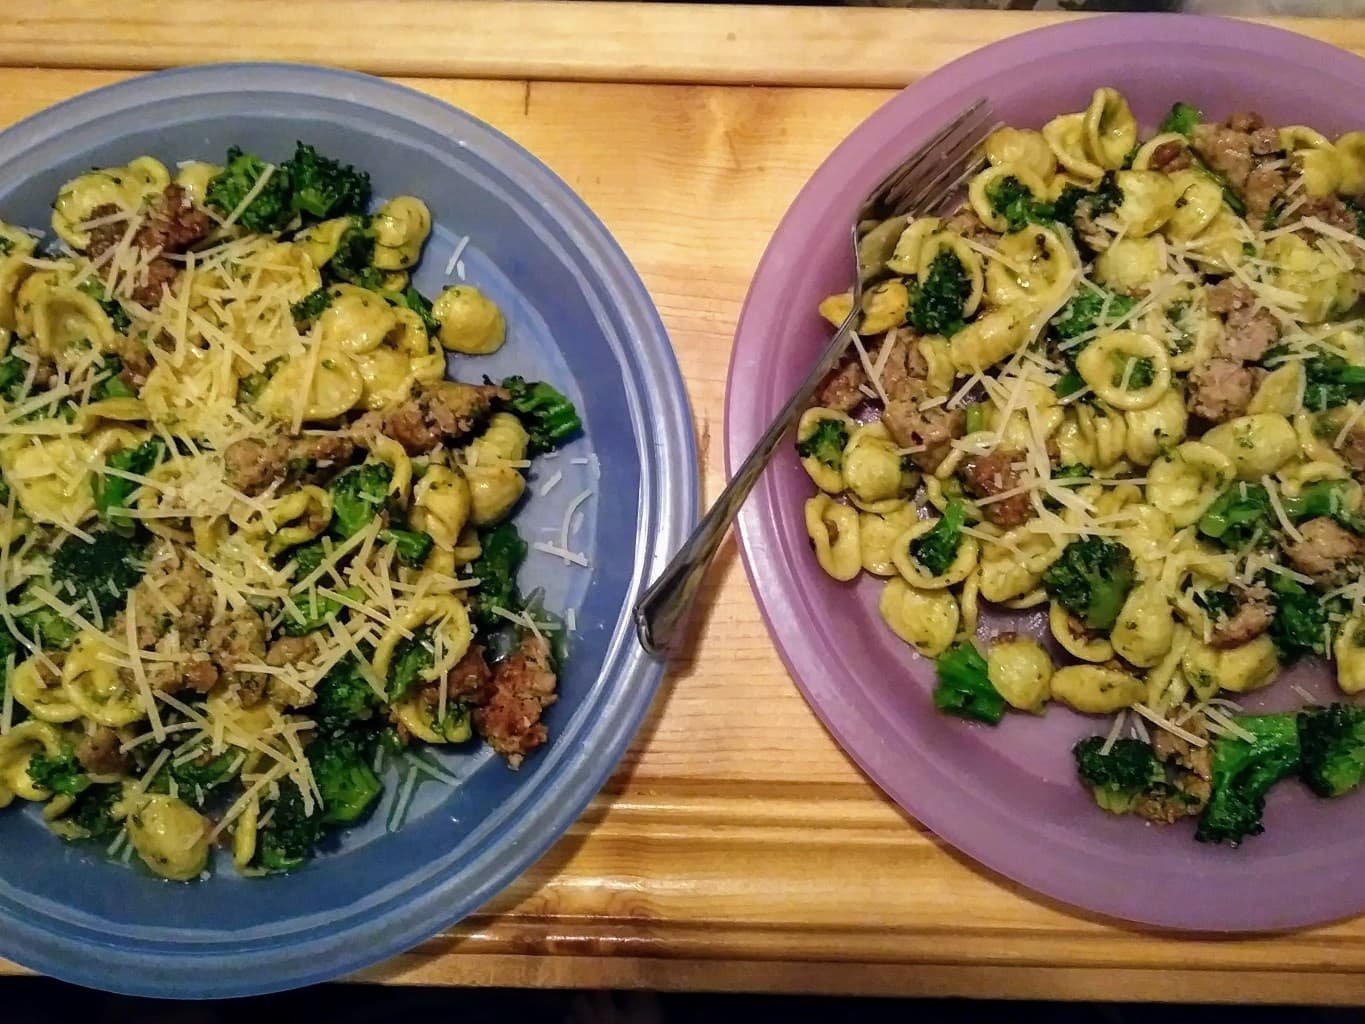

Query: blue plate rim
[[0, 62, 696, 997]]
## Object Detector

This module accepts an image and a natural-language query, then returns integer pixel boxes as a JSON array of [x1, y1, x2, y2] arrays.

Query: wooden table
[[10, 0, 1365, 1003]]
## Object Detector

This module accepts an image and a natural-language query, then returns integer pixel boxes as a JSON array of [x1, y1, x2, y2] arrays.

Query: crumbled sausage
[[1298, 194, 1360, 236], [355, 381, 507, 454], [1187, 358, 1256, 423], [961, 449, 1033, 528], [183, 659, 219, 694], [85, 185, 214, 308], [474, 635, 557, 769], [205, 609, 268, 673], [1284, 517, 1363, 585], [1192, 123, 1254, 189], [1206, 279, 1280, 363], [75, 727, 128, 776], [882, 398, 963, 472], [223, 433, 357, 496], [1243, 165, 1288, 223], [1192, 112, 1287, 219], [1208, 584, 1275, 648], [816, 358, 866, 413]]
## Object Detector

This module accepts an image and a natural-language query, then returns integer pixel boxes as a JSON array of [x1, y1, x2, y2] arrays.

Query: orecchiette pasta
[[879, 578, 959, 657]]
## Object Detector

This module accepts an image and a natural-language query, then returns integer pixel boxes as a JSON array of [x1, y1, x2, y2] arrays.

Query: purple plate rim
[[725, 13, 1365, 933]]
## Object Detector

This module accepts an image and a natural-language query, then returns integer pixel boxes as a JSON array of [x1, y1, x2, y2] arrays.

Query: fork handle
[[633, 309, 860, 656]]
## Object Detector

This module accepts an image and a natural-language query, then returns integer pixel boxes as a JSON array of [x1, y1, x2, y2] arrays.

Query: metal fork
[[633, 98, 997, 656]]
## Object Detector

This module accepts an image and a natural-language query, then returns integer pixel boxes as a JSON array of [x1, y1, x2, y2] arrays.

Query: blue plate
[[0, 64, 696, 997]]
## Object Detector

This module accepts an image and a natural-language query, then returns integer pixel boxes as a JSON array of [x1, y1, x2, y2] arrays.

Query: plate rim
[[0, 62, 696, 995], [725, 13, 1365, 933]]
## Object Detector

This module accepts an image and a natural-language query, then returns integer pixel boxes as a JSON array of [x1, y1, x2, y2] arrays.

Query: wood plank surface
[[10, 2, 1365, 88], [6, 7, 1365, 1001]]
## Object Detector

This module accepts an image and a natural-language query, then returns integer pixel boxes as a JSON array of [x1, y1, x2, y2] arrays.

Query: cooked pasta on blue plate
[[0, 142, 582, 879], [798, 88, 1365, 846]]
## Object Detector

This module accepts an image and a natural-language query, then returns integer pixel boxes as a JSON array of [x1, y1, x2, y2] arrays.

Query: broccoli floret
[[93, 438, 164, 531], [1041, 536, 1135, 632], [14, 585, 77, 650], [314, 658, 382, 734], [1343, 196, 1365, 238], [143, 744, 241, 805], [467, 521, 527, 633], [963, 403, 988, 435], [76, 278, 132, 333], [56, 782, 123, 842], [1052, 369, 1086, 399], [50, 530, 147, 618], [1264, 571, 1337, 664], [1196, 714, 1300, 845], [1302, 353, 1365, 411], [1114, 355, 1155, 391], [1073, 736, 1165, 814], [309, 729, 382, 825], [329, 463, 391, 538], [795, 417, 849, 470], [501, 376, 582, 455], [1198, 483, 1273, 549], [1282, 479, 1365, 533], [1052, 171, 1123, 230], [282, 142, 371, 222], [908, 249, 970, 337], [281, 585, 364, 636], [984, 175, 1055, 233], [27, 748, 89, 796], [909, 500, 967, 577], [1158, 101, 1203, 137], [326, 219, 382, 288], [1044, 463, 1090, 510], [290, 540, 327, 579], [290, 286, 332, 326], [1049, 289, 1136, 345], [1298, 703, 1365, 798], [932, 642, 1005, 725], [379, 527, 433, 568], [0, 355, 25, 402], [396, 287, 441, 333], [255, 781, 326, 872], [90, 356, 136, 401], [205, 147, 294, 233], [388, 627, 434, 700]]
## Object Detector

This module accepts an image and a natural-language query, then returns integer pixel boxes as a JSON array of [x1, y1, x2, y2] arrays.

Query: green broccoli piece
[[501, 376, 582, 455], [963, 403, 988, 435], [908, 249, 970, 337], [0, 355, 26, 401], [795, 417, 849, 470], [255, 781, 326, 872], [27, 749, 89, 796], [282, 142, 371, 222], [1302, 353, 1365, 411], [1282, 479, 1365, 533], [14, 585, 77, 650], [1043, 463, 1090, 510], [1158, 102, 1203, 137], [76, 278, 132, 333], [1298, 703, 1365, 798], [1049, 288, 1136, 345], [1343, 196, 1365, 238], [314, 658, 382, 734], [1052, 171, 1123, 230], [290, 286, 332, 326], [90, 356, 136, 401], [1264, 571, 1337, 664], [50, 530, 147, 618], [933, 642, 1005, 725], [1052, 369, 1086, 399], [1198, 483, 1273, 549], [396, 287, 441, 333], [379, 527, 434, 568], [388, 627, 434, 700], [1114, 355, 1155, 391], [909, 500, 967, 577], [56, 783, 123, 842], [309, 729, 382, 824], [1041, 536, 1135, 632], [143, 744, 242, 805], [1073, 736, 1165, 814], [205, 147, 294, 233], [93, 438, 164, 531], [984, 175, 1055, 233], [467, 521, 527, 633], [290, 540, 328, 579], [281, 585, 364, 636], [1196, 714, 1300, 845], [329, 462, 391, 538], [326, 219, 382, 289]]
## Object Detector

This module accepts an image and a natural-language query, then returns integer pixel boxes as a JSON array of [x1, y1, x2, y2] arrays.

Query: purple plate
[[726, 15, 1365, 932]]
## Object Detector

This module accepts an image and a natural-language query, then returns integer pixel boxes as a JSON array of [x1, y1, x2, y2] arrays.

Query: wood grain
[[6, 13, 1365, 998], [11, 2, 1365, 88]]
